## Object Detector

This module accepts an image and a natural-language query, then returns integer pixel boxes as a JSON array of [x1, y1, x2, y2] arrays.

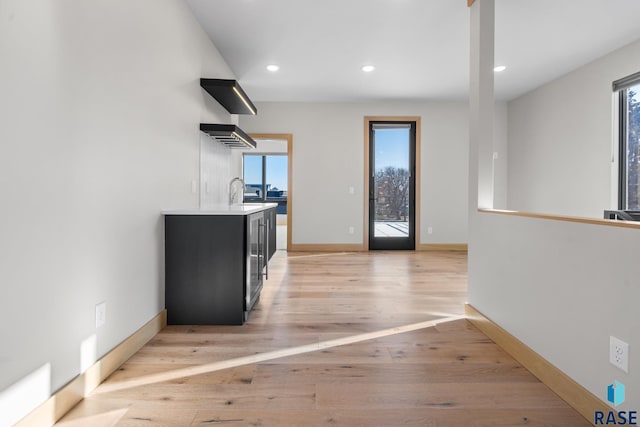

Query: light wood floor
[[57, 251, 589, 426]]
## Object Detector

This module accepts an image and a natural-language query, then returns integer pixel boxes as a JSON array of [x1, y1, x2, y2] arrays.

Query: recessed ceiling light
[[494, 65, 507, 72], [361, 65, 375, 73], [266, 64, 279, 72]]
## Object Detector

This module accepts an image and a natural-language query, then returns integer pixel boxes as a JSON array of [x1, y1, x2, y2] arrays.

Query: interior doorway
[[248, 134, 293, 251], [365, 117, 420, 250]]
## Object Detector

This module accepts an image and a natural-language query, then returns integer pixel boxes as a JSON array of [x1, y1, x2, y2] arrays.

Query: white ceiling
[[187, 0, 640, 102]]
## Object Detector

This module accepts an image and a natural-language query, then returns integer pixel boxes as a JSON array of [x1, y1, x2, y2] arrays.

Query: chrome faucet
[[228, 177, 245, 205]]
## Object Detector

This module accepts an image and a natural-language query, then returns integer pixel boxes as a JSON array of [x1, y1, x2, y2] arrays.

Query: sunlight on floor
[[92, 315, 463, 395], [56, 408, 128, 426]]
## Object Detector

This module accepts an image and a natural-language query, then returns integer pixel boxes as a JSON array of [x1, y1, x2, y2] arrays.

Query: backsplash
[[199, 133, 240, 208]]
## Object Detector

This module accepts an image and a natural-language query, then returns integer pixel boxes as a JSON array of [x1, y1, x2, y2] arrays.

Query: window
[[243, 155, 263, 201], [242, 154, 288, 203], [615, 72, 640, 210]]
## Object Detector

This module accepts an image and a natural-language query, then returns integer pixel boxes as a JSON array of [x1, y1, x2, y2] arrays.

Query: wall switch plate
[[348, 226, 354, 234], [610, 336, 629, 373], [493, 151, 499, 160], [427, 226, 433, 234], [95, 302, 106, 328], [348, 186, 355, 195]]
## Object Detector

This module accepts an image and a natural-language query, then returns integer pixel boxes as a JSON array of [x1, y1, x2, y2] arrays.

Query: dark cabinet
[[164, 207, 276, 325]]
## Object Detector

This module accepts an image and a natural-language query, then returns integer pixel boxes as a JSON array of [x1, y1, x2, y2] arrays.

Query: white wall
[[507, 38, 640, 217], [493, 102, 508, 209], [240, 102, 507, 245], [0, 1, 235, 425], [469, 16, 640, 415], [470, 212, 640, 410]]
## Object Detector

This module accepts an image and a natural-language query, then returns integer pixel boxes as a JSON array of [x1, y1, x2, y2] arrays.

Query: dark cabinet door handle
[[258, 220, 268, 280]]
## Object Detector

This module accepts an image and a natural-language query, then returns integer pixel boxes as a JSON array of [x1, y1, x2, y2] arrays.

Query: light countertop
[[162, 203, 278, 216]]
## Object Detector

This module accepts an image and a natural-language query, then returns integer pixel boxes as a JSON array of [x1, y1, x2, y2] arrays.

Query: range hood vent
[[199, 124, 257, 149], [200, 78, 257, 115]]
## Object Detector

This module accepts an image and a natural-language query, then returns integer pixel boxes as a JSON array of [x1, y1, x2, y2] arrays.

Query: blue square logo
[[608, 381, 626, 407]]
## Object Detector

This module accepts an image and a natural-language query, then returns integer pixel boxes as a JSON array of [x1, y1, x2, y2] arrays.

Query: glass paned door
[[369, 122, 416, 250]]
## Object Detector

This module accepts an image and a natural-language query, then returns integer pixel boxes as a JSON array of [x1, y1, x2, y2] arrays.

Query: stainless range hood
[[199, 124, 257, 149]]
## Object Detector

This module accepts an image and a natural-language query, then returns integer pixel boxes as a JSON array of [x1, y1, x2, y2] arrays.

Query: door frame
[[249, 133, 293, 251], [364, 117, 421, 250]]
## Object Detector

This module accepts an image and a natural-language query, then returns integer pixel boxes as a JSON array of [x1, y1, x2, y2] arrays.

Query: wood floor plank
[[106, 364, 256, 385], [386, 341, 516, 364], [256, 342, 395, 364], [94, 383, 317, 410], [251, 363, 537, 385], [114, 407, 197, 427], [315, 382, 572, 410]]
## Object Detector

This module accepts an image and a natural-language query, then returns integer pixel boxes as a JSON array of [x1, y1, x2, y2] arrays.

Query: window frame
[[618, 87, 628, 209], [614, 71, 640, 210]]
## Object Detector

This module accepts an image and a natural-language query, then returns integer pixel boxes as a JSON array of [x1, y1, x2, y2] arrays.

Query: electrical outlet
[[348, 226, 354, 234], [427, 226, 433, 234], [95, 302, 106, 328], [610, 336, 629, 373]]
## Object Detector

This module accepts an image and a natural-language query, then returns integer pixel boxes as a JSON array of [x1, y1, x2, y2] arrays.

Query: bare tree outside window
[[375, 166, 409, 221], [626, 88, 640, 209]]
